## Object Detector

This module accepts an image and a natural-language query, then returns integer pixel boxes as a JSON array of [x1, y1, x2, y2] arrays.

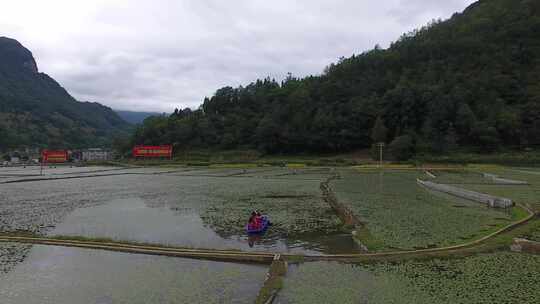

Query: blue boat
[[245, 216, 270, 234]]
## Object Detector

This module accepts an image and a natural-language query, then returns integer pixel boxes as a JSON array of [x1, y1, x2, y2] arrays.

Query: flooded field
[[460, 168, 540, 211], [454, 168, 540, 242], [0, 166, 354, 254], [0, 243, 266, 304], [0, 165, 538, 302], [276, 252, 540, 304], [332, 170, 515, 250]]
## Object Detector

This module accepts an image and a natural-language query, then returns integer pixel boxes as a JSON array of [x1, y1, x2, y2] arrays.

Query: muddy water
[[0, 244, 266, 304]]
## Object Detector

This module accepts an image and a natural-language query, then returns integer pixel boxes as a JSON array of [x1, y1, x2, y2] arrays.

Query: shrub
[[389, 135, 415, 161]]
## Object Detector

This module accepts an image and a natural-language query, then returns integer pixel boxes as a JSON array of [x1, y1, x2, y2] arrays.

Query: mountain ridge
[[115, 110, 163, 124], [0, 37, 130, 150]]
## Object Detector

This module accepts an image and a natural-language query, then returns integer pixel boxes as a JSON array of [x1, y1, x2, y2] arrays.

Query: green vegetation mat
[[459, 168, 540, 212], [429, 170, 495, 185], [199, 170, 341, 236], [332, 170, 518, 250], [278, 253, 540, 303], [450, 168, 540, 241]]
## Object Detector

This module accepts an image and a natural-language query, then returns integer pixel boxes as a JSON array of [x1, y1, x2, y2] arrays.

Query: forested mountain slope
[[134, 0, 540, 156], [115, 110, 162, 124], [0, 37, 130, 149]]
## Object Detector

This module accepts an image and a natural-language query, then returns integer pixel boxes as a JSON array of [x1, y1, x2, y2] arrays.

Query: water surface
[[0, 244, 266, 304], [51, 197, 360, 254]]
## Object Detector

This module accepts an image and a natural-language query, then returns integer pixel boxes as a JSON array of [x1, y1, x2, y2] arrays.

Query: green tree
[[127, 0, 540, 156], [521, 100, 540, 146], [445, 124, 458, 152], [389, 135, 415, 161], [371, 116, 388, 143], [455, 104, 477, 142], [471, 122, 501, 152], [495, 110, 521, 145]]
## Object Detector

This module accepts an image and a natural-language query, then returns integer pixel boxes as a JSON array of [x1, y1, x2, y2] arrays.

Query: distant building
[[82, 148, 113, 162]]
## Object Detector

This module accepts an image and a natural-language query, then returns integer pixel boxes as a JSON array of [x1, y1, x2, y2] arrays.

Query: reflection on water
[[50, 198, 360, 255], [248, 234, 262, 248], [51, 198, 227, 249], [0, 245, 266, 304]]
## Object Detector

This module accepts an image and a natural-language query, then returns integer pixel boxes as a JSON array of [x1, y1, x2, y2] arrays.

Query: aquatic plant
[[332, 170, 517, 250]]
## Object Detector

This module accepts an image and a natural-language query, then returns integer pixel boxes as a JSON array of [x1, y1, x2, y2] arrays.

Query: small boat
[[246, 215, 270, 234]]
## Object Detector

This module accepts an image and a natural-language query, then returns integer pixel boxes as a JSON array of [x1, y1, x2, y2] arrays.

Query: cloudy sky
[[1, 0, 475, 112]]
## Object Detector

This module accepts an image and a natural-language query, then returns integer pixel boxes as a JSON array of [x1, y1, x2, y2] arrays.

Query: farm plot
[[237, 167, 334, 181], [428, 170, 495, 184], [450, 168, 540, 241], [198, 174, 341, 237], [0, 244, 267, 304], [172, 167, 253, 177], [0, 174, 144, 234], [0, 167, 343, 253], [457, 169, 540, 211], [0, 166, 180, 184], [332, 170, 516, 250], [277, 253, 540, 304]]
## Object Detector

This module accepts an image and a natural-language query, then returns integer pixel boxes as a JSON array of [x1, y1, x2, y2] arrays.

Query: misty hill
[[0, 37, 130, 149], [136, 0, 540, 157], [115, 110, 163, 124]]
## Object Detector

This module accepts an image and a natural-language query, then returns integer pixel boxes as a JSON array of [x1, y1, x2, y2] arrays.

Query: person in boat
[[255, 210, 272, 227], [255, 211, 263, 227], [248, 211, 259, 230]]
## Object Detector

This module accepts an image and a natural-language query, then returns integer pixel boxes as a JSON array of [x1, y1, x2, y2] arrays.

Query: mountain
[[115, 110, 163, 124], [0, 37, 130, 150], [132, 0, 540, 157]]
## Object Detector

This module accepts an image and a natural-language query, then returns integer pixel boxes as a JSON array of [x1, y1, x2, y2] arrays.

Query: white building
[[82, 148, 113, 162]]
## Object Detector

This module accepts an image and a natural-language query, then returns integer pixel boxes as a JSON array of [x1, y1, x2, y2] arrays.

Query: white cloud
[[1, 0, 476, 112]]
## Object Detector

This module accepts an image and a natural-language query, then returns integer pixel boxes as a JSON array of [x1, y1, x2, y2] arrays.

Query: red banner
[[42, 150, 68, 163], [133, 145, 173, 158]]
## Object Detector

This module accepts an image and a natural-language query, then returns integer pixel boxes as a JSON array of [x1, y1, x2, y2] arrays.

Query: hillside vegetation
[[0, 37, 130, 149], [115, 110, 163, 124], [132, 0, 540, 159]]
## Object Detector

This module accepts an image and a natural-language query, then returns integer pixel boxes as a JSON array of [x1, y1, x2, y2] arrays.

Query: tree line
[[130, 0, 540, 160]]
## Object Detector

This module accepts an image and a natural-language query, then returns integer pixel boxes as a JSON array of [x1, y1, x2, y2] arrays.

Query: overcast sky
[[1, 0, 476, 112]]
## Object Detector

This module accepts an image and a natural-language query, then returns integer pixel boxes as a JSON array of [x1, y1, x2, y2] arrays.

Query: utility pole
[[377, 142, 385, 169], [40, 150, 45, 176]]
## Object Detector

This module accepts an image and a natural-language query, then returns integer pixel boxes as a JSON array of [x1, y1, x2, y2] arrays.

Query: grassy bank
[[109, 148, 540, 168], [125, 150, 363, 167], [415, 150, 540, 166]]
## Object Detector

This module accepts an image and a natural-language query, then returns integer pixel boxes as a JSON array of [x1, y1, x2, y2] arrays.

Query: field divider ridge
[[299, 202, 536, 260], [320, 174, 369, 252], [255, 254, 288, 304], [0, 204, 535, 263], [0, 235, 276, 264]]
